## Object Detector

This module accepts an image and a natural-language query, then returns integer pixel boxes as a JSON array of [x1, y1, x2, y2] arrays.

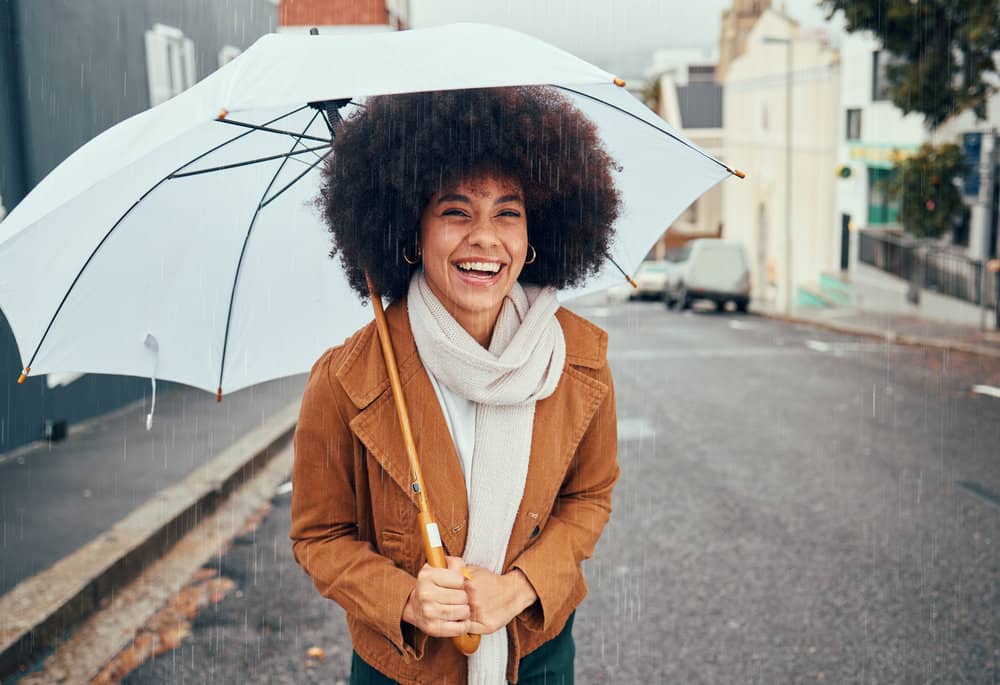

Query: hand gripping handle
[[419, 511, 481, 655]]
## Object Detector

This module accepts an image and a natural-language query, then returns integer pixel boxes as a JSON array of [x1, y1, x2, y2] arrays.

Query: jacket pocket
[[380, 529, 421, 573]]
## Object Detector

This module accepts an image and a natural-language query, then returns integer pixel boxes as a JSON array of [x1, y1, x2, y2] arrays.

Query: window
[[871, 50, 897, 102], [845, 108, 861, 140], [218, 45, 242, 68], [145, 23, 196, 107]]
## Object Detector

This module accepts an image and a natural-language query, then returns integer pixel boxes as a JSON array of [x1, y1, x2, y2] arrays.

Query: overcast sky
[[410, 0, 837, 77]]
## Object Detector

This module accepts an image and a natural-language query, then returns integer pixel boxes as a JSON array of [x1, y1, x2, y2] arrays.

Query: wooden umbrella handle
[[365, 274, 481, 656]]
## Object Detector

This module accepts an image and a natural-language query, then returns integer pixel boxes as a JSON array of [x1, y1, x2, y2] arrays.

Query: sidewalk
[[754, 302, 1000, 359], [0, 374, 306, 677]]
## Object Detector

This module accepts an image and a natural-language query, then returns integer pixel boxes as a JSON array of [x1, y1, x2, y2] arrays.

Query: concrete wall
[[12, 0, 277, 188], [0, 0, 28, 211], [0, 0, 277, 455], [723, 10, 841, 310]]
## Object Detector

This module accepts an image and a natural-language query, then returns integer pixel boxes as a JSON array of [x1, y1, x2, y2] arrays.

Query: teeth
[[456, 261, 501, 273]]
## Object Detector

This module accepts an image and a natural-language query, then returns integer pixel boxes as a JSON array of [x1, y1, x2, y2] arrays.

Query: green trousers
[[350, 611, 575, 685]]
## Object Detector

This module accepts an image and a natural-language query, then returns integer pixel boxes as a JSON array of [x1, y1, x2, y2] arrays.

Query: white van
[[662, 239, 751, 312]]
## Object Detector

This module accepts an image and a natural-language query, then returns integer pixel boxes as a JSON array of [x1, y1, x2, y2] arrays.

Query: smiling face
[[418, 174, 529, 347]]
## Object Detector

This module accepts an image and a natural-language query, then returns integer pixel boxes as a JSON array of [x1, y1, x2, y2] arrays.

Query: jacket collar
[[334, 295, 608, 559]]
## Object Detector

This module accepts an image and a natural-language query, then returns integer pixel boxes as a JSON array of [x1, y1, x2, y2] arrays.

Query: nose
[[466, 215, 501, 248]]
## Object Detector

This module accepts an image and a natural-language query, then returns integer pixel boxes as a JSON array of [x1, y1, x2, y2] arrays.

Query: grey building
[[0, 0, 277, 454]]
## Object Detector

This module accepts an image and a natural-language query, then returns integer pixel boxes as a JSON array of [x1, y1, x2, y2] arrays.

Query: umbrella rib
[[168, 144, 330, 178], [553, 85, 737, 176], [215, 108, 325, 398], [259, 150, 330, 210], [215, 118, 331, 145], [20, 105, 310, 374]]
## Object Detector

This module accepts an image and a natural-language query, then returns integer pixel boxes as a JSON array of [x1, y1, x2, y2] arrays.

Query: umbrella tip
[[17, 367, 30, 384], [309, 27, 319, 36], [731, 167, 747, 179], [216, 386, 223, 402], [613, 77, 626, 88], [217, 109, 229, 120]]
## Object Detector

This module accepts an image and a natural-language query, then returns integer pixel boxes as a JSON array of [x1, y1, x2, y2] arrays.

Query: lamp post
[[763, 35, 793, 313]]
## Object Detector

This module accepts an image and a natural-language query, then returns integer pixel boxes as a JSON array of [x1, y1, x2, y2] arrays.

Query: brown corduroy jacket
[[289, 295, 619, 684]]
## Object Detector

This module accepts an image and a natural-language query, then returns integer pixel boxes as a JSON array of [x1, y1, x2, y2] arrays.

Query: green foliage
[[822, 0, 1000, 128], [890, 143, 968, 238]]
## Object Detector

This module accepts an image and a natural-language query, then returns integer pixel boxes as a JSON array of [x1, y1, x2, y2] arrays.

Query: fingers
[[419, 561, 466, 589], [445, 555, 473, 580]]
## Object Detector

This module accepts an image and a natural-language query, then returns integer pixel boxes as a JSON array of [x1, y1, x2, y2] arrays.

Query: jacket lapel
[[502, 364, 606, 569], [341, 299, 470, 556]]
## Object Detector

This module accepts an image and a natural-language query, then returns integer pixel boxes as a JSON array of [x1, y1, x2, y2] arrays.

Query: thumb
[[445, 555, 472, 579]]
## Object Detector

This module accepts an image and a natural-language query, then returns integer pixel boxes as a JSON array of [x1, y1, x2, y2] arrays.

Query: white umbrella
[[0, 23, 740, 400]]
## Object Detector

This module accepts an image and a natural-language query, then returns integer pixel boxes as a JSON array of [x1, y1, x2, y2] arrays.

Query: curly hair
[[317, 86, 621, 302]]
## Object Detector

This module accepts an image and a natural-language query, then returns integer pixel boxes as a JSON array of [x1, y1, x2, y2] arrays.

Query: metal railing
[[859, 230, 997, 308]]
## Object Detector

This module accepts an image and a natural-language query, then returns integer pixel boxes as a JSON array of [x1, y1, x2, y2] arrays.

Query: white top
[[425, 370, 477, 500]]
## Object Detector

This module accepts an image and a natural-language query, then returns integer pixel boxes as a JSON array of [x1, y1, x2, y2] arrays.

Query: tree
[[822, 0, 999, 128], [891, 143, 968, 239]]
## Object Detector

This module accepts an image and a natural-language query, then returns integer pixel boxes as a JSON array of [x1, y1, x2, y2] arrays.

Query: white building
[[722, 9, 841, 311], [653, 59, 725, 257], [835, 31, 927, 259]]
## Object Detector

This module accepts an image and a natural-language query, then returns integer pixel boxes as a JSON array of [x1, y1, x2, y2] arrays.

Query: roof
[[676, 82, 723, 129]]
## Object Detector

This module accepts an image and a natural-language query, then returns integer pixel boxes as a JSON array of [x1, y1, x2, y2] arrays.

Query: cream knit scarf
[[407, 269, 566, 685]]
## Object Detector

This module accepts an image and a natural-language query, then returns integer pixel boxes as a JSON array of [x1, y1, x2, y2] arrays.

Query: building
[[654, 59, 725, 257], [278, 0, 409, 33], [721, 9, 841, 311], [836, 39, 996, 327], [834, 31, 926, 264], [0, 1, 277, 455], [717, 0, 772, 83]]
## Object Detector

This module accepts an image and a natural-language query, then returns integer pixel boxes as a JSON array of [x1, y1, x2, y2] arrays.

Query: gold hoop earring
[[402, 243, 421, 265], [524, 244, 537, 265]]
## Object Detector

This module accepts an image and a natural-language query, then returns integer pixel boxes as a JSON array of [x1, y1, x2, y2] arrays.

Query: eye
[[442, 208, 469, 217], [498, 209, 522, 218]]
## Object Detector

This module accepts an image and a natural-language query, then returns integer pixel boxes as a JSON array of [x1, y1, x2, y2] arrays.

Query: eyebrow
[[436, 193, 524, 205]]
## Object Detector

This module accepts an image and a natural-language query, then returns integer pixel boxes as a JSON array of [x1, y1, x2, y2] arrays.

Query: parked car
[[662, 239, 751, 312], [629, 260, 671, 300]]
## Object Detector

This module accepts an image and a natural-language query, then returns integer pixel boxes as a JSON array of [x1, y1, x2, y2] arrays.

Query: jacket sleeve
[[511, 361, 619, 634], [289, 351, 429, 661]]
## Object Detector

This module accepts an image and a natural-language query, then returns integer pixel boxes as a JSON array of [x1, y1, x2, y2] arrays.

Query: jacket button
[[530, 525, 540, 538]]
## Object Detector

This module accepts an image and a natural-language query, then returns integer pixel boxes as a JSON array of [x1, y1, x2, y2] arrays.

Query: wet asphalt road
[[124, 301, 1000, 684]]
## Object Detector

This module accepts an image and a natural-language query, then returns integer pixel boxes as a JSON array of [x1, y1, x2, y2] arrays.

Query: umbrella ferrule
[[17, 367, 30, 384], [411, 481, 420, 493]]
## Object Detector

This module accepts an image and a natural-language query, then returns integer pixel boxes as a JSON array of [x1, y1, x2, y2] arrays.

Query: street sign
[[962, 132, 982, 197]]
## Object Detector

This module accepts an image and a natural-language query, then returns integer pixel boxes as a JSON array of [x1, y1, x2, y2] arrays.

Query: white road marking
[[972, 385, 1000, 399], [618, 417, 656, 442], [806, 340, 833, 352], [609, 347, 811, 360], [728, 320, 753, 330]]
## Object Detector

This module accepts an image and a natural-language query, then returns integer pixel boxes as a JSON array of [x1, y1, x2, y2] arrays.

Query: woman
[[290, 86, 621, 685]]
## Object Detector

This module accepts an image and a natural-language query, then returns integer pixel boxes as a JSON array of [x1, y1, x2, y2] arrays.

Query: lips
[[451, 261, 506, 286]]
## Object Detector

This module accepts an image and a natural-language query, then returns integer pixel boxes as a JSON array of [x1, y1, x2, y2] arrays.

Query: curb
[[754, 310, 1000, 360], [0, 401, 300, 679]]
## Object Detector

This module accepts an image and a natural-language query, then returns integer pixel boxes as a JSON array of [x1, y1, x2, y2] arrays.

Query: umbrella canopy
[[0, 23, 736, 397]]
